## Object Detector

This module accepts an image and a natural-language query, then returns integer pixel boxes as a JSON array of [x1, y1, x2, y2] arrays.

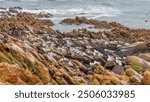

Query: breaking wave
[[21, 6, 121, 18]]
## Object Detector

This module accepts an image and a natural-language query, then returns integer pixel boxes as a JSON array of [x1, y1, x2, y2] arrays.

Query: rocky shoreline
[[0, 7, 150, 85]]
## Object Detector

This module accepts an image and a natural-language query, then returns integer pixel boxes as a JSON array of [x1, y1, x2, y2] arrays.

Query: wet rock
[[34, 13, 53, 18], [60, 16, 124, 29], [145, 20, 148, 22], [9, 7, 21, 13], [60, 16, 89, 25]]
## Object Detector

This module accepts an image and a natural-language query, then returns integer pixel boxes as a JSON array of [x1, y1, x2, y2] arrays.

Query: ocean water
[[0, 0, 150, 28]]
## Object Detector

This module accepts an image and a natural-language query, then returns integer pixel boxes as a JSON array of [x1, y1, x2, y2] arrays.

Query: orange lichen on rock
[[0, 62, 42, 85], [0, 10, 150, 85]]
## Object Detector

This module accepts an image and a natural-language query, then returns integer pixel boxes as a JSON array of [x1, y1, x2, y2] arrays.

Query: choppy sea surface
[[0, 0, 150, 28]]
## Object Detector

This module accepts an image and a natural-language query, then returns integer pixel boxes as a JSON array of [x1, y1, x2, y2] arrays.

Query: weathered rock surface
[[138, 53, 150, 62], [60, 16, 124, 29], [92, 71, 128, 85], [126, 56, 150, 69], [0, 12, 54, 36], [0, 62, 42, 85], [61, 17, 150, 43], [0, 8, 150, 85], [142, 71, 150, 85]]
